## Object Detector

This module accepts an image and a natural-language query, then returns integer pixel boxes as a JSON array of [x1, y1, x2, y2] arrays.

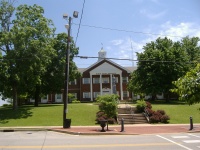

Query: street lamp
[[63, 11, 78, 128]]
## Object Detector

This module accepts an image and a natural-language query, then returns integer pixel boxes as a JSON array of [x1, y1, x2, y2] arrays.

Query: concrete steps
[[117, 104, 148, 124]]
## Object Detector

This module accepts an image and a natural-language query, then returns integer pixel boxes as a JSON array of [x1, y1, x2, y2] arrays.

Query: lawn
[[0, 101, 200, 127], [0, 103, 99, 127], [151, 101, 200, 124]]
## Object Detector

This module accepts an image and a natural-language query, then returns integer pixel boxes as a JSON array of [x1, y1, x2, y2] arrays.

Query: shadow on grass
[[0, 106, 33, 124]]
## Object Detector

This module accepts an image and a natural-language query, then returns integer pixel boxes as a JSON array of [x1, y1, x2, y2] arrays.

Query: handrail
[[143, 108, 150, 123]]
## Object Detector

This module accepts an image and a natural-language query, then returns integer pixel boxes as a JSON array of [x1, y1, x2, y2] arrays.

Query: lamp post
[[63, 11, 78, 128]]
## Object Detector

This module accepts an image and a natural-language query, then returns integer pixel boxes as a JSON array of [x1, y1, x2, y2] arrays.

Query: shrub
[[160, 115, 170, 123], [145, 107, 154, 116], [96, 94, 118, 118], [157, 110, 165, 115], [95, 111, 116, 124], [72, 99, 81, 103], [136, 99, 146, 113], [145, 101, 152, 109], [149, 111, 162, 123]]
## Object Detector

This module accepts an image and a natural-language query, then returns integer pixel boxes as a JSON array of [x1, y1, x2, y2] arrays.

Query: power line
[[0, 55, 198, 64], [75, 55, 197, 64], [72, 23, 185, 38], [75, 0, 86, 45]]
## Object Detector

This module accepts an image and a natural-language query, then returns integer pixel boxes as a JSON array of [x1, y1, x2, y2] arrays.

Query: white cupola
[[98, 47, 106, 61]]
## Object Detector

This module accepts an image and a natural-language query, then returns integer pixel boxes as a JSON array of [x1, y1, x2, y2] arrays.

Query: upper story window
[[93, 78, 100, 84], [122, 77, 128, 83], [83, 78, 90, 84], [69, 79, 77, 85], [102, 77, 109, 83]]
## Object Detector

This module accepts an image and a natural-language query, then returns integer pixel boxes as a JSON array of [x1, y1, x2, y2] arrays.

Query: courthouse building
[[31, 48, 136, 103]]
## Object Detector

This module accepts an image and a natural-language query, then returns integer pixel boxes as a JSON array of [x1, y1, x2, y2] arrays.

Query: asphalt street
[[0, 131, 200, 150]]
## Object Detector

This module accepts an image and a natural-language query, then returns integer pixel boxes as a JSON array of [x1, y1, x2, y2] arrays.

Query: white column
[[90, 74, 93, 101], [100, 74, 102, 95], [120, 73, 123, 100], [110, 74, 113, 94]]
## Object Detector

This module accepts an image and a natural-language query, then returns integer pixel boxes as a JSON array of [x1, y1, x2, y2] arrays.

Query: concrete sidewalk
[[1, 124, 200, 135]]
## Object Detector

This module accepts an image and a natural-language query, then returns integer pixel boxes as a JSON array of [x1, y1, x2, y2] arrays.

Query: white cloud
[[107, 22, 200, 66], [140, 9, 167, 19], [160, 22, 200, 40], [110, 39, 123, 46]]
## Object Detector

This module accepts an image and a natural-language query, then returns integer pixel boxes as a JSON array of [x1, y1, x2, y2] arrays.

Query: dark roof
[[77, 59, 137, 73]]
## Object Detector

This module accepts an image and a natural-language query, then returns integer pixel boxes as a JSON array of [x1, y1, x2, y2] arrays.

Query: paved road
[[0, 131, 200, 150]]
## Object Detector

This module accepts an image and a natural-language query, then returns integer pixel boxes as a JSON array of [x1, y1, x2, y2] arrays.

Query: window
[[122, 77, 128, 83], [55, 94, 62, 102], [41, 95, 48, 103], [70, 93, 77, 99], [123, 91, 129, 98], [102, 77, 109, 83], [93, 78, 100, 84], [69, 79, 77, 85], [83, 92, 90, 98], [93, 92, 100, 98], [56, 94, 62, 99], [83, 78, 90, 84]]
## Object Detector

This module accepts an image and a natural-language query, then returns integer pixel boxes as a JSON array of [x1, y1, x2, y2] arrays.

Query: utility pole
[[63, 11, 78, 128]]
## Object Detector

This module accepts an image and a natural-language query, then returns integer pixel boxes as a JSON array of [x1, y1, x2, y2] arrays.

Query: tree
[[0, 2, 81, 108], [171, 63, 200, 105], [0, 0, 16, 109], [0, 3, 55, 108], [128, 37, 199, 101], [41, 33, 81, 96]]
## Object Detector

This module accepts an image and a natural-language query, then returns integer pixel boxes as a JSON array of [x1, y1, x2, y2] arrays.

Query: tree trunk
[[151, 94, 157, 101], [12, 85, 18, 110], [34, 85, 40, 107], [165, 92, 170, 103]]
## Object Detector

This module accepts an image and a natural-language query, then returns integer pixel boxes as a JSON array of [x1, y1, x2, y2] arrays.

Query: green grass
[[0, 101, 200, 127], [0, 103, 99, 127], [151, 101, 200, 124]]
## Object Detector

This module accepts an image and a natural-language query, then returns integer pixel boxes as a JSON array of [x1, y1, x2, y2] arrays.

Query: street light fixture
[[63, 11, 78, 128]]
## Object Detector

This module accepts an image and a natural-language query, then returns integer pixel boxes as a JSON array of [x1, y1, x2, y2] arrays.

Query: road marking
[[0, 143, 175, 149], [188, 134, 200, 138], [172, 136, 190, 139], [183, 140, 200, 143], [157, 135, 193, 150]]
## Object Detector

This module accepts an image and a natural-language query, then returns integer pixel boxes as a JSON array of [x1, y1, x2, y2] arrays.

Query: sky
[[10, 0, 200, 68], [1, 0, 200, 106]]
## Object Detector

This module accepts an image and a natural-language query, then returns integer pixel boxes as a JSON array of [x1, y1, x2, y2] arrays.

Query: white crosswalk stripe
[[172, 136, 190, 139], [183, 140, 200, 143]]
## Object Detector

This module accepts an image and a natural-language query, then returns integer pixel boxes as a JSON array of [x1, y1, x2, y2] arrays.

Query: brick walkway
[[50, 124, 200, 135]]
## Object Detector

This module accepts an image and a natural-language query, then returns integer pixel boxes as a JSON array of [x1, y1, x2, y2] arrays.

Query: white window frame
[[93, 92, 100, 98], [83, 78, 90, 84], [122, 77, 128, 83], [55, 94, 62, 102], [69, 79, 77, 85], [93, 78, 100, 84], [83, 92, 91, 98], [123, 91, 129, 98], [102, 77, 109, 83], [41, 95, 48, 103]]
